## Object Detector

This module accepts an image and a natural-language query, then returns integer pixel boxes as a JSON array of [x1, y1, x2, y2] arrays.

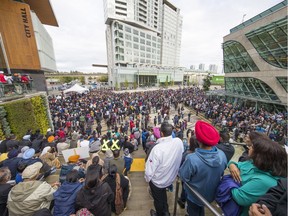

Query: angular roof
[[24, 0, 58, 26]]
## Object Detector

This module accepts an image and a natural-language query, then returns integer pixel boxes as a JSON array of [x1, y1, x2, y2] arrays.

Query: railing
[[0, 82, 34, 98], [174, 142, 247, 216], [173, 176, 222, 216]]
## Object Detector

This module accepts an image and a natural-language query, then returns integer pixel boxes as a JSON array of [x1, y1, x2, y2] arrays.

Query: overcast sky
[[46, 0, 283, 73]]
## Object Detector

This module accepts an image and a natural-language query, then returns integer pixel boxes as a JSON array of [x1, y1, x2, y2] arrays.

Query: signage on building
[[20, 8, 31, 38]]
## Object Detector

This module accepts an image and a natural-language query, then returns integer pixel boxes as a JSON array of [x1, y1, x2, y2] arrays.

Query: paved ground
[[46, 88, 244, 216]]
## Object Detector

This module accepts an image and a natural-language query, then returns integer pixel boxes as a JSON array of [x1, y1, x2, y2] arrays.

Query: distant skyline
[[46, 0, 283, 73]]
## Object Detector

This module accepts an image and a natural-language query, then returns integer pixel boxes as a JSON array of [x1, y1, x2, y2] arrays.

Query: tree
[[171, 79, 174, 86], [124, 79, 129, 89], [99, 75, 108, 82], [133, 81, 137, 89], [203, 73, 212, 91], [165, 76, 169, 88], [115, 81, 119, 91], [187, 78, 190, 86]]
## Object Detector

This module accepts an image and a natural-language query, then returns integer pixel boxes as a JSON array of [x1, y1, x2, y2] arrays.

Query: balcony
[[0, 81, 36, 100]]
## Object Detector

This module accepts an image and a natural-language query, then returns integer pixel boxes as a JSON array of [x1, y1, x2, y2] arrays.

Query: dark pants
[[187, 199, 204, 216], [149, 181, 169, 216]]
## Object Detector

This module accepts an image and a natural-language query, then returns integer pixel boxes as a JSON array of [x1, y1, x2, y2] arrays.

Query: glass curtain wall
[[223, 40, 260, 73], [225, 77, 280, 102], [246, 17, 287, 69]]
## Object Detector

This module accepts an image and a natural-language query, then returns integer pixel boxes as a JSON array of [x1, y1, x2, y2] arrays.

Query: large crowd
[[0, 86, 286, 216]]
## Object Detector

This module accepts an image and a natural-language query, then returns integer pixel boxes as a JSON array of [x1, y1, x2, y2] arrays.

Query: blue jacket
[[179, 147, 227, 206], [53, 181, 83, 216], [215, 175, 241, 216]]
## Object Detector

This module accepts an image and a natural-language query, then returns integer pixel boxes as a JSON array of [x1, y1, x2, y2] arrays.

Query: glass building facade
[[246, 17, 287, 69], [223, 40, 260, 73], [223, 1, 287, 110], [225, 77, 280, 102]]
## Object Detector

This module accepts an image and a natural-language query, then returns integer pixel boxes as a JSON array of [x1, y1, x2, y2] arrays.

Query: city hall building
[[103, 0, 184, 87], [223, 0, 287, 111], [0, 0, 58, 91]]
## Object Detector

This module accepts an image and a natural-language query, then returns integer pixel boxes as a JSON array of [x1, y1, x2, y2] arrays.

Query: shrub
[[31, 96, 50, 135]]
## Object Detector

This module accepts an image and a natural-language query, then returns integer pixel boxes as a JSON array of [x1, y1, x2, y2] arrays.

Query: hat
[[124, 148, 129, 156], [22, 162, 43, 179], [89, 140, 101, 153], [21, 146, 29, 153], [22, 148, 35, 159], [68, 154, 80, 163], [48, 135, 55, 143], [23, 134, 31, 140], [8, 149, 18, 159], [195, 121, 220, 146]]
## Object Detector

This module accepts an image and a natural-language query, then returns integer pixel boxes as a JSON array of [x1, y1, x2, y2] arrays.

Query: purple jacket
[[215, 175, 242, 216]]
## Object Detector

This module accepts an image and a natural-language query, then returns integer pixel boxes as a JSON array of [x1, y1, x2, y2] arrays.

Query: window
[[133, 44, 139, 49], [140, 38, 145, 44], [133, 37, 139, 42], [125, 26, 131, 33], [133, 29, 139, 35], [223, 40, 260, 73], [125, 34, 132, 40], [246, 17, 287, 69], [140, 32, 145, 38]]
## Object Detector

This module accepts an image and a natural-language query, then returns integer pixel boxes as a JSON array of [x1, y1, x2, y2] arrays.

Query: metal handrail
[[184, 182, 222, 216]]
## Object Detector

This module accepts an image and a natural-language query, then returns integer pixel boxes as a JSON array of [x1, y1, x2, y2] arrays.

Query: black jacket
[[76, 182, 114, 216], [257, 178, 287, 216], [0, 183, 13, 216], [102, 173, 129, 212]]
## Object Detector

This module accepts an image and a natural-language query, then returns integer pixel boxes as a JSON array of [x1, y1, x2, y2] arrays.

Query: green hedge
[[0, 95, 50, 140]]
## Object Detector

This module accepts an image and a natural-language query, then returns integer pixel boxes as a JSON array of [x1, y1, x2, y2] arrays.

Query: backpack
[[101, 173, 125, 215]]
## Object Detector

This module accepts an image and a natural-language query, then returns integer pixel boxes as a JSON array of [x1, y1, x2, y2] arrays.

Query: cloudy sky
[[46, 0, 283, 73]]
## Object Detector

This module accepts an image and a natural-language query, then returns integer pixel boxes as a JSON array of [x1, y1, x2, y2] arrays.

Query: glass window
[[125, 34, 131, 40], [140, 32, 145, 38], [125, 26, 131, 33], [140, 38, 145, 44], [225, 77, 280, 102], [126, 41, 132, 48], [133, 44, 139, 49], [276, 77, 288, 92], [223, 40, 260, 73], [133, 29, 139, 35], [133, 37, 139, 42], [246, 17, 287, 69]]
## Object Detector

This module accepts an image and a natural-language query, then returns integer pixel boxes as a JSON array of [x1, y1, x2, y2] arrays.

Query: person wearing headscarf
[[17, 146, 29, 158]]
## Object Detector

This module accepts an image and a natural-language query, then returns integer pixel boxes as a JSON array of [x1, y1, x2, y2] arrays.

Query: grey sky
[[46, 0, 283, 73]]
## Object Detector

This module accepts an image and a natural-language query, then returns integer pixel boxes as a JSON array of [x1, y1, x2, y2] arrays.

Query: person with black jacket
[[0, 167, 13, 216], [102, 164, 130, 213], [75, 164, 113, 216], [249, 178, 287, 216]]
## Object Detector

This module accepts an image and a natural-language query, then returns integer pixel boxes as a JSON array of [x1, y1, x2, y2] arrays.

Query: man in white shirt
[[145, 121, 184, 216], [79, 135, 89, 148]]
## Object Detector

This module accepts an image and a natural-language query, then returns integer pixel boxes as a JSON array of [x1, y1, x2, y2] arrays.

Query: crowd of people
[[0, 86, 286, 216]]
